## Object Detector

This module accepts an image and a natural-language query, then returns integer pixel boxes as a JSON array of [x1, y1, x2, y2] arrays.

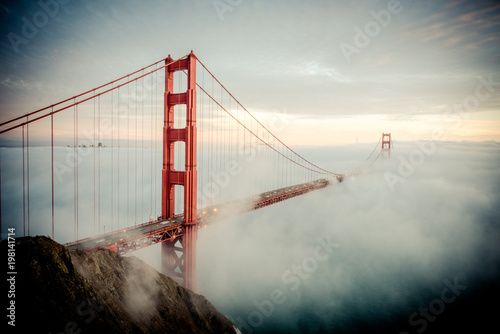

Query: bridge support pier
[[160, 226, 197, 289], [161, 52, 198, 291], [161, 239, 184, 282], [182, 224, 198, 289]]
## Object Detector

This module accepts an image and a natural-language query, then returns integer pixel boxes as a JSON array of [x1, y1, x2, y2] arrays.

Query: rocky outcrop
[[4, 236, 236, 333]]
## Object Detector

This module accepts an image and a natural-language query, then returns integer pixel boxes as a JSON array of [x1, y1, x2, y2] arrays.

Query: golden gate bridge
[[0, 52, 390, 290]]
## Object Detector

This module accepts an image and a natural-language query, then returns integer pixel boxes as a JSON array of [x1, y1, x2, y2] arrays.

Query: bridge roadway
[[65, 178, 336, 255]]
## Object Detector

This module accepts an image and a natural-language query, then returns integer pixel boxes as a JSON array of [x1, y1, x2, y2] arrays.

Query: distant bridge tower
[[382, 133, 391, 158], [161, 52, 198, 291]]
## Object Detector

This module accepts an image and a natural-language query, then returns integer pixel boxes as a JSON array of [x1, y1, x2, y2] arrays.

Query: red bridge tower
[[161, 52, 198, 290], [382, 133, 391, 158]]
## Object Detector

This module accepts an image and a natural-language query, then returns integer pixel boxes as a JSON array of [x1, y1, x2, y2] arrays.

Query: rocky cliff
[[3, 236, 236, 333]]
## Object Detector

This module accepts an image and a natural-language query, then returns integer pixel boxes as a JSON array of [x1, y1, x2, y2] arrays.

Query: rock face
[[5, 236, 236, 334]]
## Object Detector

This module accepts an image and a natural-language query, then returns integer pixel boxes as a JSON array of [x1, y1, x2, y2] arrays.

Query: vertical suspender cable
[[127, 78, 130, 225], [151, 72, 154, 218], [22, 126, 25, 236], [26, 119, 30, 235], [228, 96, 231, 201], [118, 87, 120, 229], [51, 111, 55, 239], [111, 88, 114, 231], [221, 87, 224, 191], [135, 80, 138, 225], [76, 103, 79, 242], [210, 77, 213, 205], [210, 76, 213, 205], [154, 68, 158, 218], [217, 86, 220, 186], [93, 93, 96, 235], [98, 96, 101, 236], [73, 102, 76, 240], [141, 76, 144, 222]]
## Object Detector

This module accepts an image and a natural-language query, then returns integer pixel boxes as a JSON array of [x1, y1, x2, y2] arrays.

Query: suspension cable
[[0, 54, 191, 134], [196, 57, 341, 177], [196, 82, 337, 176]]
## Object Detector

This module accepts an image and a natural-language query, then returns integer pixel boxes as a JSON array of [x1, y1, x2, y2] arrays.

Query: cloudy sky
[[1, 0, 499, 145]]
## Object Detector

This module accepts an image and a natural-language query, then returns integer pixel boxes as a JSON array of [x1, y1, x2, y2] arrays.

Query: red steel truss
[[65, 179, 335, 258]]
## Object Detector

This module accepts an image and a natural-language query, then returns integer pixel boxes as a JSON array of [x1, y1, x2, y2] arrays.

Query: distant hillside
[[3, 236, 237, 334]]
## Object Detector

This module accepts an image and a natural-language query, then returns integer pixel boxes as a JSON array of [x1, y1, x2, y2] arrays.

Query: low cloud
[[195, 141, 500, 333]]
